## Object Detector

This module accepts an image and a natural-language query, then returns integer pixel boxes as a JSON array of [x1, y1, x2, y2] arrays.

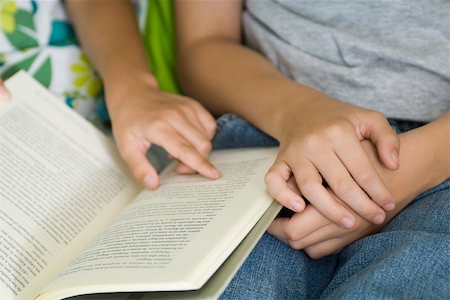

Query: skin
[[175, 0, 450, 251], [175, 0, 399, 229], [0, 79, 9, 102], [270, 112, 450, 258], [1, 0, 221, 189], [65, 0, 225, 187]]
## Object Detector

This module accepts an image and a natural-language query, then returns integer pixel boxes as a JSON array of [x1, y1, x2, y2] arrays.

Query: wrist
[[269, 84, 329, 139], [104, 71, 159, 109], [398, 121, 450, 195], [104, 67, 158, 90], [363, 124, 448, 214], [270, 85, 343, 141]]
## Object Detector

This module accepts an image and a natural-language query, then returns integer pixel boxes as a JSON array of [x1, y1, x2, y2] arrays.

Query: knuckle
[[297, 178, 316, 197], [325, 122, 348, 139], [285, 226, 302, 241], [166, 109, 183, 122], [301, 134, 323, 150], [356, 168, 377, 186], [199, 141, 212, 154], [333, 181, 354, 198], [150, 119, 169, 132]]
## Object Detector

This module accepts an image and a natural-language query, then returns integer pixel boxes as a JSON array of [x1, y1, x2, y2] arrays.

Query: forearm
[[65, 0, 157, 108], [369, 111, 450, 215], [177, 31, 318, 139], [178, 38, 297, 125]]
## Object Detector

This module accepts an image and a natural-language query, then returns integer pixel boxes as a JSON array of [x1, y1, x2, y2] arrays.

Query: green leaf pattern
[[4, 6, 38, 49], [33, 55, 51, 87], [2, 51, 38, 79], [0, 0, 104, 123]]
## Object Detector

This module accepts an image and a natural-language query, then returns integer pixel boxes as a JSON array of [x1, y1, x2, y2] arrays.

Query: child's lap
[[215, 114, 450, 299], [221, 179, 450, 299]]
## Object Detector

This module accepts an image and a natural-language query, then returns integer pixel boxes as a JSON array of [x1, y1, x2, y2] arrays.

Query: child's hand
[[106, 76, 221, 190], [265, 93, 399, 229], [268, 189, 384, 259], [268, 139, 409, 258]]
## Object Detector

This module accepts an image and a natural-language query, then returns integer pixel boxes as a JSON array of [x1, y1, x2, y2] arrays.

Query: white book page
[[0, 72, 141, 300], [38, 148, 277, 300]]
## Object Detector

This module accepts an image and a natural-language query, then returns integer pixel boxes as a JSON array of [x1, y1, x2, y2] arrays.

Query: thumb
[[119, 141, 160, 190], [361, 113, 400, 170]]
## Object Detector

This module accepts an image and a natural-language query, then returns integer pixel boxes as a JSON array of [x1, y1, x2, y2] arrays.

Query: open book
[[0, 71, 282, 300]]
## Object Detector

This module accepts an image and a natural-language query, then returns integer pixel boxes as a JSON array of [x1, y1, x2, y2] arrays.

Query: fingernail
[[340, 217, 354, 229], [290, 200, 304, 212], [210, 167, 221, 178], [372, 213, 385, 224], [144, 174, 154, 189], [383, 202, 396, 211]]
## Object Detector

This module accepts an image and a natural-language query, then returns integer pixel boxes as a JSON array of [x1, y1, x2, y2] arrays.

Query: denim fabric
[[213, 114, 278, 149], [146, 144, 171, 173], [214, 114, 450, 300]]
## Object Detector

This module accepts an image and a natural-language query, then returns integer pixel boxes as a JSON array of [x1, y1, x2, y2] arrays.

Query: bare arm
[[270, 111, 450, 258], [65, 0, 153, 91], [176, 0, 401, 228], [64, 0, 220, 188], [176, 0, 295, 134], [389, 112, 450, 201]]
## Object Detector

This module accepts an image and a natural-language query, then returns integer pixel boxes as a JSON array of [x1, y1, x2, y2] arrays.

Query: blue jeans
[[214, 114, 450, 300]]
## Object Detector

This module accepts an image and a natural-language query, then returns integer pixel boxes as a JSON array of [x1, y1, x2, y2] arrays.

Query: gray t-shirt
[[243, 0, 450, 122]]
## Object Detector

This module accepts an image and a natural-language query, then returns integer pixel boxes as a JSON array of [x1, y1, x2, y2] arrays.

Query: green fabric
[[143, 0, 181, 94]]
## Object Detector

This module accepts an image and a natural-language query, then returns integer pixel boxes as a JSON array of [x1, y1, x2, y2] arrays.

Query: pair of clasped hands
[[0, 78, 398, 259]]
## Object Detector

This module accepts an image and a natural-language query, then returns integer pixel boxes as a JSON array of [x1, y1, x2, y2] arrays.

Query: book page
[[0, 72, 141, 300], [38, 148, 277, 300], [66, 201, 282, 300]]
